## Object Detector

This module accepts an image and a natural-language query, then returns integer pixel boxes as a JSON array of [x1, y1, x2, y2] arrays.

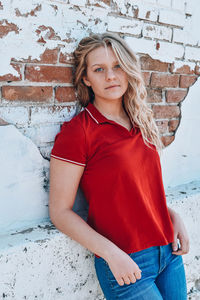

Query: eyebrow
[[91, 61, 119, 67]]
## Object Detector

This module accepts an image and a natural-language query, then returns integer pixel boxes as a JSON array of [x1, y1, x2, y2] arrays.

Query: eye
[[94, 67, 103, 72], [114, 64, 121, 69]]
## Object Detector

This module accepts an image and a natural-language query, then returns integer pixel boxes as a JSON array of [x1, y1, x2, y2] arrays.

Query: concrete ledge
[[0, 181, 200, 299]]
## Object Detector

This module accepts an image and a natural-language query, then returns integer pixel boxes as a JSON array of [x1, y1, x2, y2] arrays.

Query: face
[[83, 46, 128, 103]]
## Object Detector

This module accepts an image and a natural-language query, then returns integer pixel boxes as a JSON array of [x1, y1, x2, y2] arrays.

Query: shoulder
[[60, 108, 87, 134]]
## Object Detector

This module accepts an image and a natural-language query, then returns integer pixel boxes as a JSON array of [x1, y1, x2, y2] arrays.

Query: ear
[[82, 75, 91, 87]]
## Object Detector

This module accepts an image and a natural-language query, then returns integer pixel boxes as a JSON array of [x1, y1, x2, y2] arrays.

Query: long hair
[[73, 32, 163, 152]]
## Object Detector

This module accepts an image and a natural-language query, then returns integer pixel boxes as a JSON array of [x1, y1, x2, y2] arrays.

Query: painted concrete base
[[0, 181, 200, 300]]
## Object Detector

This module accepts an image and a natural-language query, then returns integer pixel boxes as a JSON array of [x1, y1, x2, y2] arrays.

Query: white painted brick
[[108, 16, 143, 35], [172, 60, 196, 73], [185, 0, 195, 15], [171, 0, 185, 12], [185, 46, 200, 61], [173, 28, 198, 46], [136, 4, 158, 22], [125, 36, 156, 55], [159, 9, 185, 27], [143, 23, 172, 41], [30, 105, 77, 125], [68, 0, 87, 6], [0, 107, 29, 126], [125, 36, 184, 62], [157, 0, 171, 8], [22, 124, 61, 145]]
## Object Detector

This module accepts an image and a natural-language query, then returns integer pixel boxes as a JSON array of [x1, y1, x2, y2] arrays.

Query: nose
[[105, 68, 116, 81]]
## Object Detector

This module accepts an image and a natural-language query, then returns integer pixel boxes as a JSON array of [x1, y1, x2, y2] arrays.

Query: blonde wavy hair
[[73, 32, 163, 152]]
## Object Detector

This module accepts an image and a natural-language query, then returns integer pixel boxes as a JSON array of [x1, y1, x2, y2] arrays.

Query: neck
[[93, 98, 126, 119]]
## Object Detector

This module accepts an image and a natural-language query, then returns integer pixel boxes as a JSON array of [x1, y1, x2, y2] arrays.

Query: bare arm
[[49, 157, 142, 285], [167, 206, 190, 255]]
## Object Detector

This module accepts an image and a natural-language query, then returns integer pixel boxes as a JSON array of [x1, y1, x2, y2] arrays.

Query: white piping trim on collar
[[85, 107, 99, 124]]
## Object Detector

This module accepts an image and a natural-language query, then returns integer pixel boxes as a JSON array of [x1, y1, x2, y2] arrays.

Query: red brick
[[161, 135, 175, 147], [195, 65, 200, 75], [153, 105, 180, 119], [55, 87, 76, 102], [156, 120, 168, 134], [142, 71, 151, 86], [151, 73, 179, 88], [59, 52, 74, 64], [146, 88, 162, 103], [0, 118, 9, 125], [140, 55, 168, 72], [2, 86, 53, 102], [166, 89, 187, 103], [0, 64, 22, 81], [169, 119, 179, 132], [25, 65, 73, 83], [0, 20, 19, 38], [35, 25, 61, 41], [180, 75, 198, 88], [170, 63, 195, 74], [11, 48, 58, 64]]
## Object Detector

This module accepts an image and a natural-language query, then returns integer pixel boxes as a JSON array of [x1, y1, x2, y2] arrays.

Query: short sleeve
[[51, 118, 86, 167]]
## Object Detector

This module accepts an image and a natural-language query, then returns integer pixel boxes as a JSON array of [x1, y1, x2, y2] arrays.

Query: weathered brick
[[146, 88, 162, 103], [170, 62, 195, 74], [30, 105, 76, 125], [159, 9, 185, 27], [0, 19, 19, 38], [195, 65, 200, 75], [142, 71, 151, 86], [0, 118, 9, 125], [161, 135, 175, 147], [169, 119, 180, 132], [55, 87, 76, 102], [179, 75, 198, 88], [143, 24, 172, 41], [171, 0, 185, 11], [0, 64, 22, 81], [2, 86, 53, 102], [11, 48, 59, 64], [173, 28, 198, 46], [25, 65, 73, 83], [59, 52, 74, 64], [151, 73, 179, 88], [153, 105, 180, 119], [108, 16, 142, 35], [156, 120, 168, 134], [166, 89, 187, 103], [140, 55, 168, 72], [185, 46, 200, 61]]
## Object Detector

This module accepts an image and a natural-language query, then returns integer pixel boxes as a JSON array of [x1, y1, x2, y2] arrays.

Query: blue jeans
[[94, 243, 187, 299]]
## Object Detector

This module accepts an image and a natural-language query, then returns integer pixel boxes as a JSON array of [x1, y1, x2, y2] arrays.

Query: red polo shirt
[[51, 102, 174, 256]]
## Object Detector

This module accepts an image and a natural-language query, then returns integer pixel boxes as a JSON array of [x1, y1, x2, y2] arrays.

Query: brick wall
[[0, 0, 199, 157]]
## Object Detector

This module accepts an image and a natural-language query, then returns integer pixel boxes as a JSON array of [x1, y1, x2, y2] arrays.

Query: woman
[[49, 32, 189, 299]]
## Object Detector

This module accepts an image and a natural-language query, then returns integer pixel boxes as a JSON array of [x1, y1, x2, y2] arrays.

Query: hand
[[105, 250, 142, 286], [169, 208, 190, 255]]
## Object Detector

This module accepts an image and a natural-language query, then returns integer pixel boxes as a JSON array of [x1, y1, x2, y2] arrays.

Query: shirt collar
[[85, 102, 112, 124]]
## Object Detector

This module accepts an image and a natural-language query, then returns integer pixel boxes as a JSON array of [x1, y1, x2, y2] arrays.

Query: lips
[[105, 85, 120, 89]]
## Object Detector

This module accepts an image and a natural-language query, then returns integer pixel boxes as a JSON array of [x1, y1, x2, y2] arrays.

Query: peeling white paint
[[161, 77, 200, 188], [0, 125, 49, 233]]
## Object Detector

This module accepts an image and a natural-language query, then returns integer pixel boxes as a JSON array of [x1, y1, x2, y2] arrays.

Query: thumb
[[172, 239, 178, 251]]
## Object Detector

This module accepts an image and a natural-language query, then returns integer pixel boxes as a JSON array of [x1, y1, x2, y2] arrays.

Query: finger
[[171, 239, 178, 252], [180, 236, 190, 254], [123, 275, 131, 285], [116, 277, 125, 286], [128, 274, 136, 284], [135, 270, 142, 280]]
